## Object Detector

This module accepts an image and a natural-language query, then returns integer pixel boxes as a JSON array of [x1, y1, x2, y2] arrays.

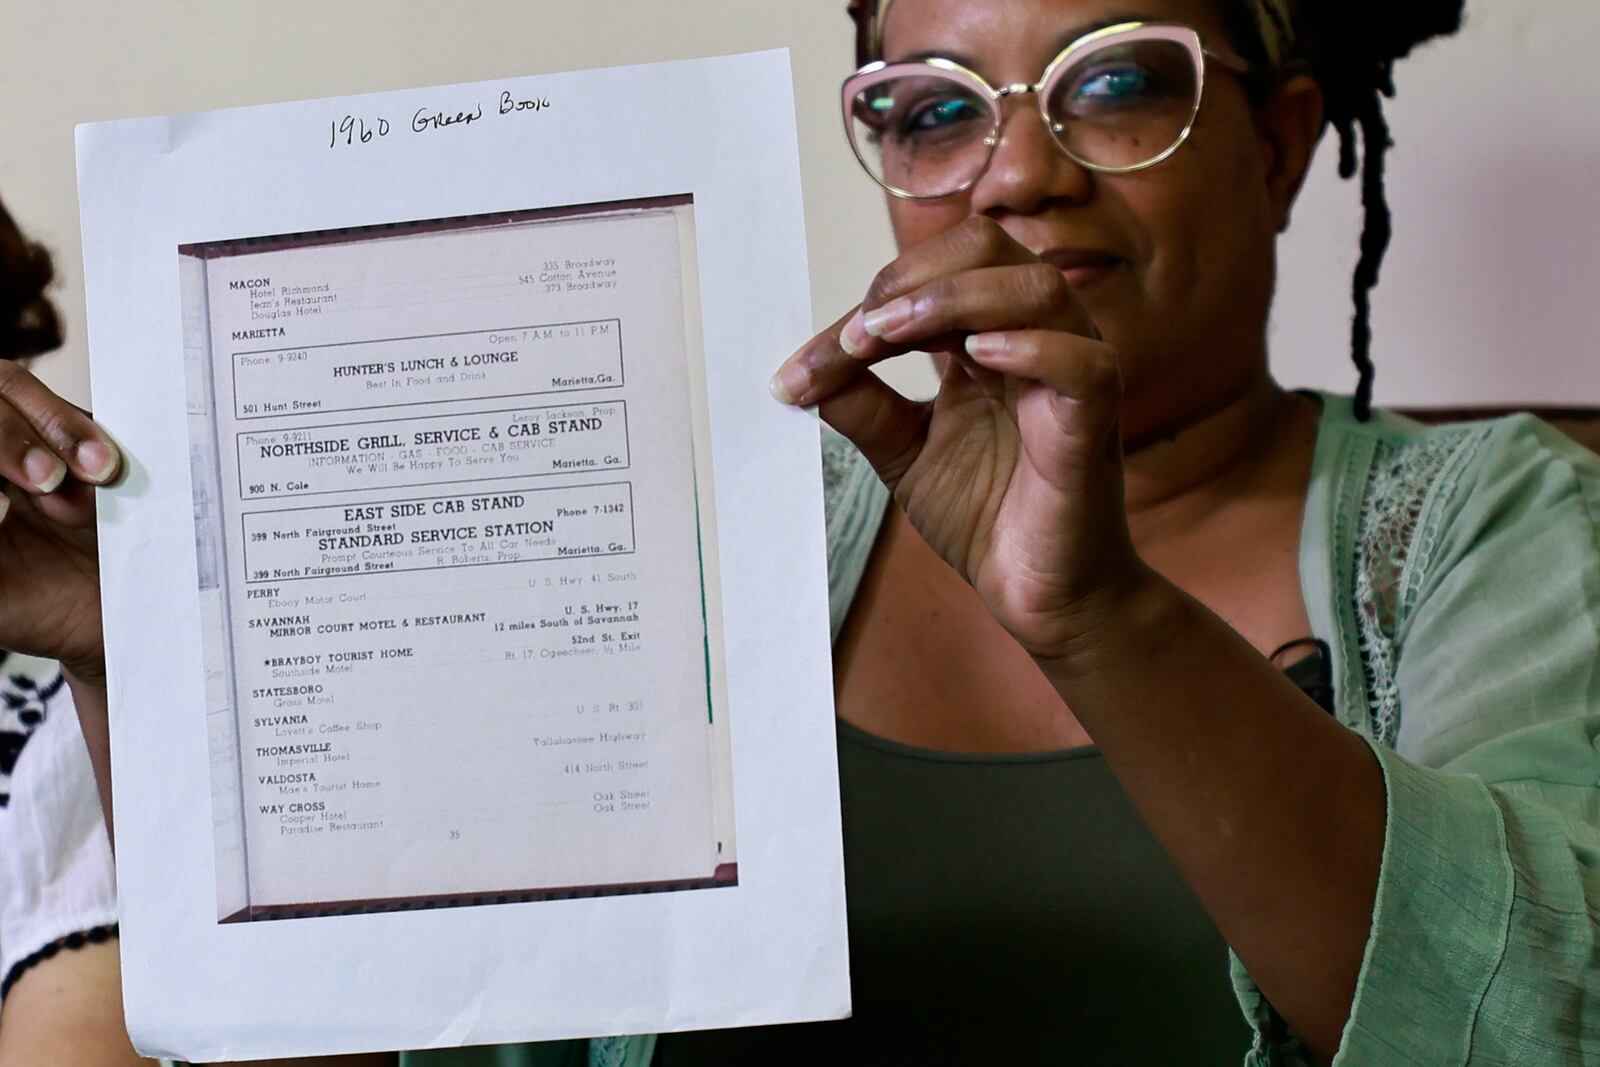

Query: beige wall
[[1270, 0, 1600, 408], [0, 0, 899, 406], [2, 0, 1595, 410]]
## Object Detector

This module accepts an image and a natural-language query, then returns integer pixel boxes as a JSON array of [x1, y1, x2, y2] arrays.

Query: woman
[[16, 3, 1600, 1067], [758, 0, 1598, 1063]]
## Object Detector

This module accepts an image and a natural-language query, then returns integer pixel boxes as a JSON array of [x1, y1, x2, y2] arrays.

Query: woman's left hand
[[773, 217, 1151, 664]]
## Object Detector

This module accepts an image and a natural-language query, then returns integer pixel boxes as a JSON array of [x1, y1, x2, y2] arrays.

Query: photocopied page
[[78, 52, 845, 1061], [185, 201, 735, 921]]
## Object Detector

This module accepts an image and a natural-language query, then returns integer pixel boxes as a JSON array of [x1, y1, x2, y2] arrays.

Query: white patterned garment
[[0, 653, 118, 1004]]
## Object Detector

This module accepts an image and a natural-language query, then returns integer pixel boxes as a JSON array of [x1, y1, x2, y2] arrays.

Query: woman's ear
[[1257, 74, 1326, 232]]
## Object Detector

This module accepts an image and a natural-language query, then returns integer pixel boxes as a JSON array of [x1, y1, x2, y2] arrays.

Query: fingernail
[[75, 440, 119, 484], [964, 333, 1007, 358], [0, 496, 9, 525], [769, 361, 811, 406], [839, 310, 869, 356], [863, 297, 913, 339], [24, 447, 67, 493]]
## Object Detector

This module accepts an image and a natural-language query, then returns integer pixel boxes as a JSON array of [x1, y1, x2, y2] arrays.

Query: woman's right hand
[[0, 360, 120, 682]]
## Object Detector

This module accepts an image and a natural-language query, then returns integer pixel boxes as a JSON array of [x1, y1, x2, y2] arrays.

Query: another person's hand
[[772, 217, 1145, 665], [0, 939, 152, 1067], [0, 361, 119, 681]]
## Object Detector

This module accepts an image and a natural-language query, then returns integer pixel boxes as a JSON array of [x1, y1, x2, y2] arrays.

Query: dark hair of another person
[[0, 197, 64, 359], [846, 1, 1468, 421]]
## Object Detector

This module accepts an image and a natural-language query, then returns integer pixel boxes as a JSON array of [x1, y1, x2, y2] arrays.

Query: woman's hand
[[0, 361, 120, 682], [772, 217, 1148, 664]]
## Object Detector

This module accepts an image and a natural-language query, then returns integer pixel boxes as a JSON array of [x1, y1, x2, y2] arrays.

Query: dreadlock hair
[[846, 0, 1467, 421], [1287, 2, 1465, 419], [0, 197, 64, 360]]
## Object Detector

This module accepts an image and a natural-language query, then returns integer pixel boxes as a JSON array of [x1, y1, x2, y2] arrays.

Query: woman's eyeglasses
[[842, 21, 1251, 200]]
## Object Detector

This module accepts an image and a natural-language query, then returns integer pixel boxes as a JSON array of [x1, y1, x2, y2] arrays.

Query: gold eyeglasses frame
[[842, 21, 1253, 200]]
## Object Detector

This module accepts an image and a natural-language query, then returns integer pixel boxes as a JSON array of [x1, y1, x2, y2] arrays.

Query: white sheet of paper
[[76, 50, 847, 1061]]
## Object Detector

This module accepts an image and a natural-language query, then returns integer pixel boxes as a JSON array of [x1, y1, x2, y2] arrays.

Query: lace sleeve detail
[[821, 427, 875, 518], [1351, 425, 1489, 746], [821, 428, 890, 642]]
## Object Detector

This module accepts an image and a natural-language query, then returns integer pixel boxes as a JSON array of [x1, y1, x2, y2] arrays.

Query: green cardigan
[[405, 393, 1600, 1067]]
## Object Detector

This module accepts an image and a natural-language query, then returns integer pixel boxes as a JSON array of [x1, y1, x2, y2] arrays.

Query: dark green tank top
[[655, 650, 1332, 1065]]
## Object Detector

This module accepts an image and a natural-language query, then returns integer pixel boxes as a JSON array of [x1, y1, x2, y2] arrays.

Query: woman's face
[[877, 0, 1311, 439]]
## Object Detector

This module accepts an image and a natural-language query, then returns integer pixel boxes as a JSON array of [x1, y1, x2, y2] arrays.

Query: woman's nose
[[969, 93, 1093, 217]]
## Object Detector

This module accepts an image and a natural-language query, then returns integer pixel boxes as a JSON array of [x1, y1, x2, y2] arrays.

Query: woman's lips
[[1040, 249, 1123, 289]]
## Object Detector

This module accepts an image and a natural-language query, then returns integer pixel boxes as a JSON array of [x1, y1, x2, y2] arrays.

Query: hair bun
[[1373, 3, 1465, 63], [1300, 0, 1465, 112], [1305, 2, 1466, 74]]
